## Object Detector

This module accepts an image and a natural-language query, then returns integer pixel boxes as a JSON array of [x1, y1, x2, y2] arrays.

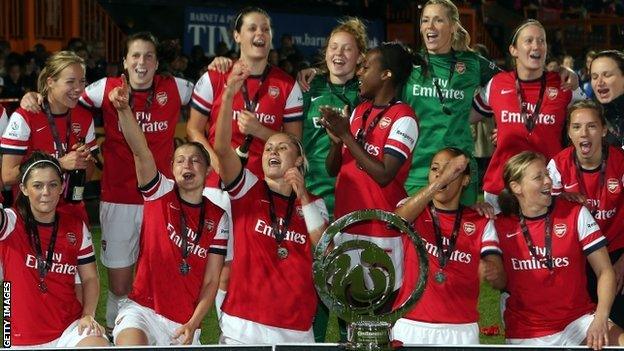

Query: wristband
[[302, 203, 325, 233]]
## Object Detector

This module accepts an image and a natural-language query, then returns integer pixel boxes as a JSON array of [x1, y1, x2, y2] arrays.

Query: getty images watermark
[[3, 281, 10, 348]]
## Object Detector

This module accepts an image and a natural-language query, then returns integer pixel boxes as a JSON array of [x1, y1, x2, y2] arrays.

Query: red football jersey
[[128, 173, 228, 324], [548, 145, 624, 252], [222, 169, 327, 331], [78, 75, 194, 204], [395, 207, 500, 324], [473, 71, 580, 194], [495, 199, 605, 338], [0, 209, 94, 345], [191, 66, 303, 180], [334, 100, 418, 235]]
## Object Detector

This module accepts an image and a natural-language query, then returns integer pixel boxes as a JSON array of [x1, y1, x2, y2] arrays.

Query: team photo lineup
[[1, 0, 624, 348]]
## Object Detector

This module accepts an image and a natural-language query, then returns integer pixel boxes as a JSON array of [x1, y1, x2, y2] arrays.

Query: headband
[[510, 19, 542, 46], [21, 160, 62, 184]]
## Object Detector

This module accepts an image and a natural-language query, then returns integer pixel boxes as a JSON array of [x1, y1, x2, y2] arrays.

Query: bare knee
[[115, 328, 149, 346], [76, 336, 110, 347]]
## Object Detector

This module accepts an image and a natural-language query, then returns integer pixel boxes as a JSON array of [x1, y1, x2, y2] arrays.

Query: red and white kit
[[78, 75, 193, 204], [395, 207, 501, 324], [495, 199, 606, 339], [221, 169, 327, 339], [191, 66, 303, 180], [473, 71, 580, 195], [0, 209, 95, 345], [128, 173, 228, 324], [548, 145, 624, 252]]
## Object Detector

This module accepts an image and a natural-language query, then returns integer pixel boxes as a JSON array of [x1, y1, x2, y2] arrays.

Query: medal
[[277, 246, 289, 259], [434, 270, 446, 284], [38, 281, 47, 293], [180, 260, 190, 275], [515, 72, 547, 134]]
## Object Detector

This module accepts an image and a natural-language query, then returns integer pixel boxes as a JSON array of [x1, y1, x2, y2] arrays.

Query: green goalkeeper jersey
[[302, 74, 359, 217], [402, 50, 499, 195]]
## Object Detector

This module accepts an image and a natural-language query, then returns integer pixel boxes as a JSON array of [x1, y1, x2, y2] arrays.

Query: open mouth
[[268, 157, 281, 167], [135, 67, 148, 78], [332, 58, 346, 67], [540, 188, 551, 195], [579, 141, 592, 155], [596, 88, 610, 97], [529, 52, 542, 60], [252, 38, 266, 48], [182, 172, 195, 181], [425, 32, 438, 42]]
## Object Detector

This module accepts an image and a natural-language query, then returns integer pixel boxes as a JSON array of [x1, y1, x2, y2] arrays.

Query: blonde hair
[[510, 19, 546, 47], [499, 151, 546, 215], [422, 0, 471, 52], [319, 17, 368, 73], [37, 50, 85, 98]]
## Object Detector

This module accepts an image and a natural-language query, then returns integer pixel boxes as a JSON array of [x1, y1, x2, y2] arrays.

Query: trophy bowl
[[313, 209, 428, 350]]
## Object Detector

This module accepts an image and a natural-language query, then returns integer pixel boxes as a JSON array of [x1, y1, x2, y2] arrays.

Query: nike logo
[[564, 183, 578, 190], [36, 126, 47, 132], [311, 96, 322, 102], [506, 231, 519, 238], [501, 89, 514, 95]]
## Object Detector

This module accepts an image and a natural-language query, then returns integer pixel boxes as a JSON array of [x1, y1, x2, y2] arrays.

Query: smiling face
[[428, 150, 469, 207], [420, 4, 455, 54], [511, 158, 553, 213], [325, 31, 360, 83], [568, 107, 606, 166], [591, 56, 624, 104], [357, 50, 386, 100], [20, 167, 62, 222], [510, 24, 547, 78], [124, 39, 158, 90], [46, 63, 86, 110], [235, 12, 272, 62], [262, 133, 303, 180], [172, 144, 209, 192]]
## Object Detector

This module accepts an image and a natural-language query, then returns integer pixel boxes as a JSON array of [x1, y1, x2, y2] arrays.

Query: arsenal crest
[[156, 91, 168, 106], [71, 122, 82, 135], [553, 223, 567, 238], [269, 86, 279, 98], [547, 87, 558, 100], [66, 232, 77, 246], [455, 62, 466, 74], [608, 178, 620, 194], [379, 116, 392, 129], [463, 222, 475, 236]]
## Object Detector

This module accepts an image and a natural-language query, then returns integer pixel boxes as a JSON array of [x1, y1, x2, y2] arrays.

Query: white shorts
[[333, 232, 404, 291], [483, 191, 501, 214], [99, 201, 143, 268], [506, 313, 594, 346], [113, 299, 201, 346], [12, 320, 108, 348], [220, 312, 314, 344], [392, 318, 480, 345]]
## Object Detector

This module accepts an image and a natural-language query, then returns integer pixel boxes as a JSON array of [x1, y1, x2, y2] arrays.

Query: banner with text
[[184, 7, 385, 59]]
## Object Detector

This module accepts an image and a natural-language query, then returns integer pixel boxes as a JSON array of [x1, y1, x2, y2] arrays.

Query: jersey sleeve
[[0, 106, 8, 135], [283, 81, 304, 122], [140, 172, 175, 201], [223, 168, 258, 200], [0, 208, 18, 241], [190, 71, 216, 116], [175, 77, 195, 105], [384, 115, 418, 162], [77, 222, 96, 265], [577, 206, 607, 255], [547, 158, 563, 195], [84, 117, 98, 151], [472, 78, 493, 117], [481, 219, 502, 256], [208, 212, 229, 256], [311, 197, 330, 222], [0, 110, 31, 155], [477, 54, 501, 86], [79, 78, 108, 109]]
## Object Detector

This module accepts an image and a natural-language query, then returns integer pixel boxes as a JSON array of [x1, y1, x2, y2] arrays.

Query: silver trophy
[[313, 209, 428, 350]]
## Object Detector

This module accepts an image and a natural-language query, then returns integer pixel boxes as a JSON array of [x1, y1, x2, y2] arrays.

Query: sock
[[215, 289, 227, 321]]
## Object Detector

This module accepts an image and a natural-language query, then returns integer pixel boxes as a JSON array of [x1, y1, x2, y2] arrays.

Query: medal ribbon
[[515, 72, 547, 133], [519, 210, 553, 271], [572, 145, 608, 216], [430, 50, 457, 115], [430, 204, 463, 270], [238, 65, 272, 155], [265, 182, 296, 248], [27, 214, 59, 292], [355, 99, 398, 146], [43, 101, 73, 158], [176, 189, 207, 265]]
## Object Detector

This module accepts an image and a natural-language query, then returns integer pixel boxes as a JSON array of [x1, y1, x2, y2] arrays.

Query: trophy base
[[345, 321, 393, 350]]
